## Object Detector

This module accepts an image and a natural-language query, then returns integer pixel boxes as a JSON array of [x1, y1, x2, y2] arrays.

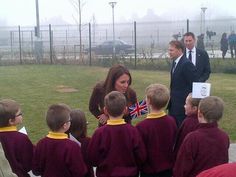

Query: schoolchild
[[88, 91, 146, 177], [32, 103, 87, 177], [136, 84, 177, 177], [173, 93, 201, 160], [67, 109, 94, 177], [0, 99, 34, 177], [173, 96, 230, 177]]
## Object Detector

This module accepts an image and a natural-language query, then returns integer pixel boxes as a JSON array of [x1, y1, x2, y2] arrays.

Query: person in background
[[183, 32, 211, 82], [89, 64, 137, 126], [32, 103, 87, 177], [136, 84, 177, 177], [88, 91, 146, 177], [67, 109, 94, 177], [173, 96, 229, 177], [197, 34, 205, 50], [220, 33, 228, 59], [228, 31, 236, 58], [173, 93, 201, 160], [167, 40, 197, 126], [0, 99, 34, 177]]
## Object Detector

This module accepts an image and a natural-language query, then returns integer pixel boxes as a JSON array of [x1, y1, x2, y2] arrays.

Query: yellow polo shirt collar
[[107, 118, 126, 125], [46, 131, 68, 139], [146, 111, 166, 119], [0, 126, 17, 132]]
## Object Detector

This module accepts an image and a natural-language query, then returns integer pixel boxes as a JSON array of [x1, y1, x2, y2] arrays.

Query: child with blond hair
[[173, 93, 201, 159], [136, 84, 177, 177]]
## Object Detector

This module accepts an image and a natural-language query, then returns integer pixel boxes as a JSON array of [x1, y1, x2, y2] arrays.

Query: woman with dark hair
[[89, 64, 137, 126], [220, 33, 228, 59]]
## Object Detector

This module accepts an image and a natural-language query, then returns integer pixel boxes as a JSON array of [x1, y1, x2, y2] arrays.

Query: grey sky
[[0, 0, 236, 26]]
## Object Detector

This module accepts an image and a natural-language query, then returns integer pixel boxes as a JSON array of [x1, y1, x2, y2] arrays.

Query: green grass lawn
[[0, 65, 236, 143]]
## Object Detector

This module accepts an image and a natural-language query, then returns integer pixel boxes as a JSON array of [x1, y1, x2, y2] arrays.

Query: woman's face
[[114, 74, 130, 93]]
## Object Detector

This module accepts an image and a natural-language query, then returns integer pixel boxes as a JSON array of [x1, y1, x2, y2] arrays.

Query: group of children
[[0, 83, 230, 177]]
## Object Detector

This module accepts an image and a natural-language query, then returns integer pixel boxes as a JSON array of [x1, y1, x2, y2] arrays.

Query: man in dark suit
[[183, 32, 211, 82], [168, 40, 197, 126]]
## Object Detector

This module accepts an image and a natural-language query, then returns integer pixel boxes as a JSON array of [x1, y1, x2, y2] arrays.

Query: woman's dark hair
[[222, 33, 227, 38], [103, 64, 132, 94]]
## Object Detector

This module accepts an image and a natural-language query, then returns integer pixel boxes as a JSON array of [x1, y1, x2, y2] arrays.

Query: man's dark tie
[[172, 61, 176, 74], [188, 50, 192, 61]]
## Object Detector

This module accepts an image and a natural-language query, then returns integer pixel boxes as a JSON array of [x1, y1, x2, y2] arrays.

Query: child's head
[[46, 103, 71, 132], [0, 99, 22, 127], [68, 109, 87, 140], [198, 96, 224, 123], [145, 83, 170, 110], [104, 91, 126, 118], [184, 93, 201, 116]]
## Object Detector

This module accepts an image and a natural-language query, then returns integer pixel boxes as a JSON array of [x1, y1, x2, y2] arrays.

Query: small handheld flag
[[129, 100, 148, 119]]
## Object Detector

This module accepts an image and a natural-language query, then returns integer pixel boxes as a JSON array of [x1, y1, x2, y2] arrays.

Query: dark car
[[88, 39, 134, 55]]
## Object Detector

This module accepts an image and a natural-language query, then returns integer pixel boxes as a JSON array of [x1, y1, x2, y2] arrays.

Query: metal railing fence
[[0, 18, 235, 67]]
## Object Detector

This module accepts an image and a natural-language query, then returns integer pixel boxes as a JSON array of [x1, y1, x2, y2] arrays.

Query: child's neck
[[53, 129, 67, 133], [198, 117, 208, 123], [109, 115, 124, 120], [107, 115, 126, 125], [149, 108, 163, 114], [186, 112, 198, 117]]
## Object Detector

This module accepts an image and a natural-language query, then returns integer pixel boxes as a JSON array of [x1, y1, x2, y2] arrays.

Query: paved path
[[29, 143, 236, 177], [229, 143, 236, 162]]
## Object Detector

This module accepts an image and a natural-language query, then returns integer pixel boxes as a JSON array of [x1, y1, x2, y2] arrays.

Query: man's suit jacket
[[184, 48, 211, 82], [168, 55, 197, 125]]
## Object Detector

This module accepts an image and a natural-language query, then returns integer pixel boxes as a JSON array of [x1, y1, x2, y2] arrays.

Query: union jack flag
[[129, 100, 148, 119]]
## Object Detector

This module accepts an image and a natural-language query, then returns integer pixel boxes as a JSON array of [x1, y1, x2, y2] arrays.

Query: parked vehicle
[[87, 39, 134, 56]]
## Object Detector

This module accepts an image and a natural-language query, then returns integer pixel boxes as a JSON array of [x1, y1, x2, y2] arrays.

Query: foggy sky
[[0, 0, 236, 26]]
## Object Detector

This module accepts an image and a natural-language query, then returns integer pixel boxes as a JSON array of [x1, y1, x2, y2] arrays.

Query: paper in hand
[[18, 126, 28, 135], [192, 82, 211, 98]]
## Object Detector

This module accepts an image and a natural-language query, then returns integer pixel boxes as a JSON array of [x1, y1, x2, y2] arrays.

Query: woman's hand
[[98, 114, 109, 125]]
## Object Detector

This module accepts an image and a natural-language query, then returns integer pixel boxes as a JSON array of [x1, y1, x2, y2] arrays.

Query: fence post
[[30, 31, 34, 57], [49, 24, 53, 64], [187, 19, 189, 32], [134, 21, 137, 69], [10, 31, 13, 59], [18, 25, 22, 64], [89, 23, 92, 66]]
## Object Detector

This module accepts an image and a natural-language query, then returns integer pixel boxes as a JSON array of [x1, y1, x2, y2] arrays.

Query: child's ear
[[62, 123, 68, 130], [146, 98, 152, 108], [8, 119, 15, 126], [198, 110, 202, 117], [104, 107, 108, 115], [198, 110, 204, 122], [123, 106, 128, 114], [192, 106, 198, 112]]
